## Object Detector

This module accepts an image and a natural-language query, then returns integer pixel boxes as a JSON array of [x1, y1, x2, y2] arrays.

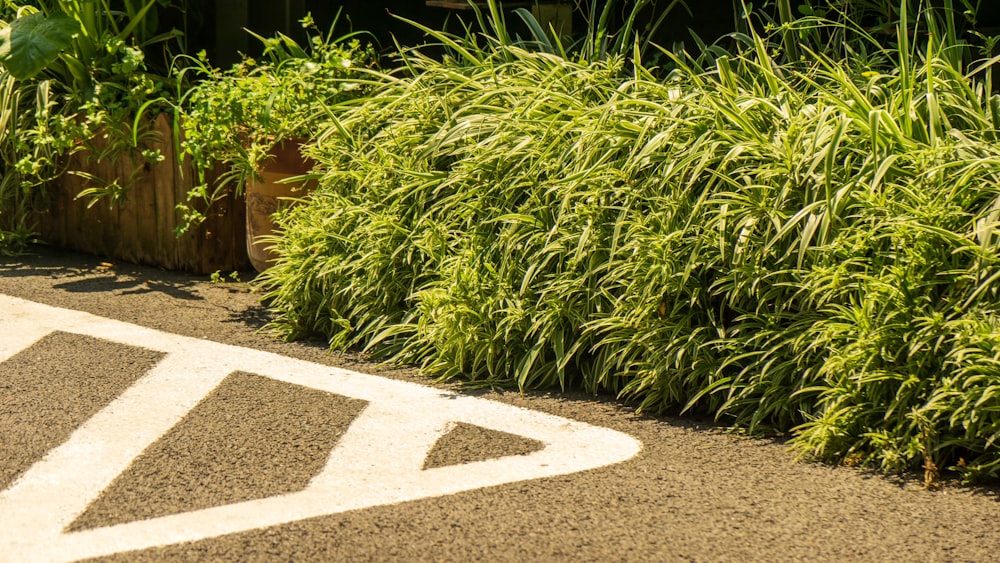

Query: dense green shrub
[[260, 4, 1000, 482]]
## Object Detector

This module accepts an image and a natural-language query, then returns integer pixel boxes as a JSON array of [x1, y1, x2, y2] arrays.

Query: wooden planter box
[[36, 114, 251, 274]]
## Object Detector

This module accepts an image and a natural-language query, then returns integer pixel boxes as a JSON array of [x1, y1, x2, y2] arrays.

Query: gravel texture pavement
[[2, 245, 999, 562]]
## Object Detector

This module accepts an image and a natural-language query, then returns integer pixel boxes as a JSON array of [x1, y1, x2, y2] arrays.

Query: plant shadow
[[2, 244, 206, 301]]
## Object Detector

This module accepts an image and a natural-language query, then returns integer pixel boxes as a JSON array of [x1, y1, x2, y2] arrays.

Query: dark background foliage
[[172, 1, 1000, 67]]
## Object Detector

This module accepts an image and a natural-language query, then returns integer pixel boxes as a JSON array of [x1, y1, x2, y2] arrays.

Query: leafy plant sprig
[[0, 0, 184, 248], [174, 11, 375, 233]]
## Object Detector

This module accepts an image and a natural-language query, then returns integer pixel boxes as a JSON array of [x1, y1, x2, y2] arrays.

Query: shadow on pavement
[[223, 303, 273, 330], [1, 244, 211, 301], [53, 277, 204, 301]]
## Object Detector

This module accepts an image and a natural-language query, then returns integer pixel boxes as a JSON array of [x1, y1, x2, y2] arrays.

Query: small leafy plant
[[174, 12, 375, 231], [209, 269, 242, 283], [0, 0, 181, 252]]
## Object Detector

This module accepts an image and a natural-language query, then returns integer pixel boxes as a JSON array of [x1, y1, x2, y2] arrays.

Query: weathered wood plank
[[36, 116, 250, 274]]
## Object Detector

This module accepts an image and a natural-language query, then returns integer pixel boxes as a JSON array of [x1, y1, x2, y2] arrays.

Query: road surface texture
[[2, 245, 999, 562]]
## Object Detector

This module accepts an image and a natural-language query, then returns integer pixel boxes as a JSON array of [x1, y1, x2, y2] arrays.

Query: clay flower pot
[[245, 140, 316, 272]]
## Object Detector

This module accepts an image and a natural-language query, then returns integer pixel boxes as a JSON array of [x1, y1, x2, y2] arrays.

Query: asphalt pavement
[[2, 244, 999, 562]]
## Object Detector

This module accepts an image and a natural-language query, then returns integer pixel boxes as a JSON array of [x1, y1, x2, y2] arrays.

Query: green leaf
[[0, 12, 80, 80]]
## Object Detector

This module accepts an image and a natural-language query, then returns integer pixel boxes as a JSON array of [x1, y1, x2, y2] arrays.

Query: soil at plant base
[[1, 244, 998, 562]]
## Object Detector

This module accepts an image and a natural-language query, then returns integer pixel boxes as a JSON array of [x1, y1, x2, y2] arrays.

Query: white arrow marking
[[0, 294, 641, 562]]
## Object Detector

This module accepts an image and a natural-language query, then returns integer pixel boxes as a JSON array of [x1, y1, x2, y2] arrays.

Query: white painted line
[[0, 294, 642, 562], [0, 319, 51, 364], [1, 352, 234, 538]]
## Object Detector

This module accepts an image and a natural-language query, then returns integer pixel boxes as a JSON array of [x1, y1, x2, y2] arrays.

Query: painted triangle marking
[[0, 294, 641, 562], [423, 422, 545, 469]]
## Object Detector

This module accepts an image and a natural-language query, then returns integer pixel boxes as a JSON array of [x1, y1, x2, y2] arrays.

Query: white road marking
[[0, 295, 641, 562]]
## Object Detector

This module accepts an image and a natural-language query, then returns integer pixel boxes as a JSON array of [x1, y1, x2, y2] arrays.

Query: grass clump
[[259, 3, 1000, 483]]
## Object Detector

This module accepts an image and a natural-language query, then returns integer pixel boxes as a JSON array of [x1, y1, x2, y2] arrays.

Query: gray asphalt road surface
[[2, 245, 999, 562]]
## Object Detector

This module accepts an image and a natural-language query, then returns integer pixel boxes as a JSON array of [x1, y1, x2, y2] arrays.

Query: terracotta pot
[[246, 140, 316, 272]]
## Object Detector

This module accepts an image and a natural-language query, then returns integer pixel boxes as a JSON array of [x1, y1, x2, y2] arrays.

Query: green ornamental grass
[[259, 2, 1000, 483]]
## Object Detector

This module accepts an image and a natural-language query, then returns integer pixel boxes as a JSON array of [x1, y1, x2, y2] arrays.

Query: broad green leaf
[[0, 12, 80, 80]]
